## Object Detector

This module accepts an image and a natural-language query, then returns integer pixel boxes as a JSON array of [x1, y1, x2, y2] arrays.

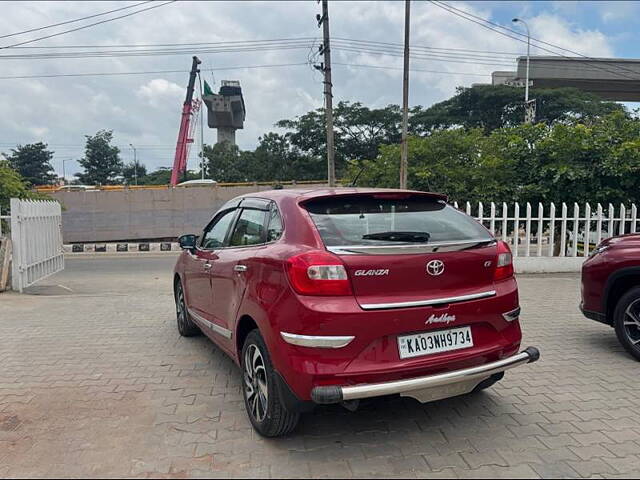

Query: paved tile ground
[[1, 255, 639, 478]]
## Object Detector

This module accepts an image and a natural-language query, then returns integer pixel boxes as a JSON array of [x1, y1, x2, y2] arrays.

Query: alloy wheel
[[623, 298, 640, 348], [244, 344, 269, 423], [176, 284, 186, 330]]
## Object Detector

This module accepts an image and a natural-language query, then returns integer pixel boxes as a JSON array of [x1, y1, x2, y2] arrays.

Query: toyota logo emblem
[[426, 259, 445, 276]]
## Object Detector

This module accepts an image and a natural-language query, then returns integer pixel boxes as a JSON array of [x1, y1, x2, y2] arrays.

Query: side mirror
[[178, 234, 197, 250]]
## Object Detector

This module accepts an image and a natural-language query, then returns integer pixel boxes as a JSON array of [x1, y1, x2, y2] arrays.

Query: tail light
[[494, 241, 514, 281], [286, 251, 353, 296]]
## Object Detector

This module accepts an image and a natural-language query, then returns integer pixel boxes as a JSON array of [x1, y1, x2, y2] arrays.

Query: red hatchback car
[[173, 188, 540, 436], [581, 234, 640, 361]]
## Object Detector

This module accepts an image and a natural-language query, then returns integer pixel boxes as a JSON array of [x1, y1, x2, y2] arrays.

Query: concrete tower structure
[[203, 80, 246, 145]]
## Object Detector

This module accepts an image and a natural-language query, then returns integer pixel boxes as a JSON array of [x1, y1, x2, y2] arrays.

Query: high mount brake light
[[286, 251, 353, 296], [494, 241, 514, 281]]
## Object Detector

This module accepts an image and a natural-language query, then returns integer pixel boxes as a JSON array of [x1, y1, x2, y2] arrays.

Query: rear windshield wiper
[[362, 231, 431, 242]]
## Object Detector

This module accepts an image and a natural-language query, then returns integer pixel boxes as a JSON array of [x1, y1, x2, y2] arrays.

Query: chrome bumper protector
[[311, 347, 540, 404], [359, 290, 497, 311], [281, 332, 355, 348]]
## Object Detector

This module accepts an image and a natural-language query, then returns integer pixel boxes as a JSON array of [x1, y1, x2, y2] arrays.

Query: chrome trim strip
[[327, 239, 495, 255], [312, 347, 540, 403], [359, 290, 497, 310], [281, 332, 355, 349], [187, 308, 233, 339]]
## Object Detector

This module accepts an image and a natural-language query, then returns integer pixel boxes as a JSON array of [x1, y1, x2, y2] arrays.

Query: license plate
[[398, 326, 473, 359]]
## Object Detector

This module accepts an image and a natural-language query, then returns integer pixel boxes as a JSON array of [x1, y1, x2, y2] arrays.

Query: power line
[[8, 36, 523, 57], [0, 61, 501, 81], [1, 1, 177, 50], [0, 62, 310, 80], [0, 1, 154, 40], [0, 38, 517, 63], [333, 62, 490, 77], [333, 45, 515, 67], [429, 0, 640, 81], [332, 39, 516, 61], [8, 37, 319, 49], [0, 39, 518, 68], [0, 41, 316, 60], [334, 37, 523, 56]]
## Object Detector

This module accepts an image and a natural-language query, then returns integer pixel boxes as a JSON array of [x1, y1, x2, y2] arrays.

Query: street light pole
[[129, 143, 138, 185], [512, 17, 532, 123], [62, 158, 73, 185]]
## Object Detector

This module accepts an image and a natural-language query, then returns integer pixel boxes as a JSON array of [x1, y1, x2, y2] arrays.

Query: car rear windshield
[[303, 195, 493, 247]]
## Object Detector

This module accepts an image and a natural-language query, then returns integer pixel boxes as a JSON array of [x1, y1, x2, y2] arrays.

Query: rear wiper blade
[[362, 231, 431, 242]]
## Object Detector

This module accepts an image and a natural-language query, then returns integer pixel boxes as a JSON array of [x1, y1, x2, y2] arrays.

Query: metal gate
[[10, 198, 64, 292]]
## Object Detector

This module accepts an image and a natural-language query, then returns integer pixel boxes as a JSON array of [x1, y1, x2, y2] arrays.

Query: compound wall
[[51, 184, 325, 243]]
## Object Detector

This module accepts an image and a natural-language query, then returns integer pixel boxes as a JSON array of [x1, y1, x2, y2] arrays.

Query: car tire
[[241, 330, 300, 437], [613, 286, 640, 361], [174, 279, 200, 337]]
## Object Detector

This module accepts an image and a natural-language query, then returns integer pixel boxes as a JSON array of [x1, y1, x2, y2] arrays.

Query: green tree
[[351, 112, 640, 207], [0, 159, 32, 212], [203, 142, 246, 182], [251, 132, 323, 181], [7, 142, 56, 186], [122, 161, 147, 185], [137, 167, 200, 185], [276, 101, 407, 177], [75, 130, 123, 185], [139, 167, 172, 185], [349, 128, 486, 198], [411, 85, 625, 134]]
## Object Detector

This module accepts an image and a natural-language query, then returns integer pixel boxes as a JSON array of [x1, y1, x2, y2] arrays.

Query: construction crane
[[170, 56, 201, 186]]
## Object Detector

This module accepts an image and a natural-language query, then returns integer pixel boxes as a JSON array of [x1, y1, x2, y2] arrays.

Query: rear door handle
[[203, 262, 212, 270], [234, 264, 248, 272]]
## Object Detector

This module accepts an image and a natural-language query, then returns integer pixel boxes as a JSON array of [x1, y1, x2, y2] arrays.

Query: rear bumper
[[311, 346, 540, 404], [579, 303, 609, 325]]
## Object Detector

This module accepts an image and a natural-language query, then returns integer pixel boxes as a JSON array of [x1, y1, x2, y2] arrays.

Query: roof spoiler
[[298, 190, 449, 206]]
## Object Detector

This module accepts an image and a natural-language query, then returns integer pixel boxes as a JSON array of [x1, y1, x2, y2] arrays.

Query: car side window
[[228, 209, 268, 247], [201, 209, 237, 249], [266, 205, 283, 242]]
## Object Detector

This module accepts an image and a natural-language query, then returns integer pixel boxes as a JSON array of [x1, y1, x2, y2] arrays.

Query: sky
[[1, 0, 639, 179]]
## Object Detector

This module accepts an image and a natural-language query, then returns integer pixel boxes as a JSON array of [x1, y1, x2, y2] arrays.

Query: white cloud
[[137, 79, 185, 107], [528, 13, 613, 57]]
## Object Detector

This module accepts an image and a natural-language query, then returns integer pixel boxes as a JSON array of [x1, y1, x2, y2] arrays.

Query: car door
[[208, 199, 271, 342], [182, 207, 238, 320]]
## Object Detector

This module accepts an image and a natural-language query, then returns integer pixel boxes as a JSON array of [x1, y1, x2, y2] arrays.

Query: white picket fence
[[10, 199, 64, 292], [453, 201, 636, 258]]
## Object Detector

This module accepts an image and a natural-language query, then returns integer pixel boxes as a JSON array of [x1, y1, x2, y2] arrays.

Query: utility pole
[[197, 72, 205, 180], [317, 0, 336, 187], [399, 0, 411, 189], [129, 143, 138, 185]]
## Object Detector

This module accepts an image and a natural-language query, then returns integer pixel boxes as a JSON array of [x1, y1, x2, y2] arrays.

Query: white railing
[[10, 199, 64, 292], [453, 202, 636, 258]]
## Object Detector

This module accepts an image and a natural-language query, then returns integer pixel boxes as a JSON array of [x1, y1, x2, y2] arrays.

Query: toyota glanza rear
[[272, 189, 540, 408]]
